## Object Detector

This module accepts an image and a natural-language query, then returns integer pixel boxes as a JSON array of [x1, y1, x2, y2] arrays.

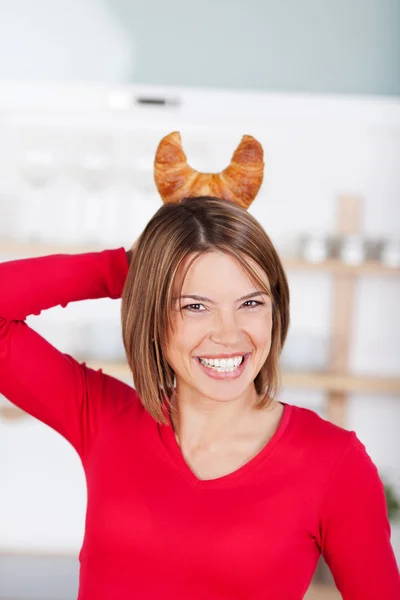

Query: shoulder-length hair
[[121, 196, 290, 424]]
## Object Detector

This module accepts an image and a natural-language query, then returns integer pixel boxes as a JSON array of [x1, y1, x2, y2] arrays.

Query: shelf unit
[[1, 200, 399, 426]]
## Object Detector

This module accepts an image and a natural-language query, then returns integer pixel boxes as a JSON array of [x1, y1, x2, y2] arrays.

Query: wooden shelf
[[1, 241, 399, 276], [84, 361, 400, 394], [283, 371, 400, 394], [0, 241, 97, 257], [283, 257, 400, 276], [2, 363, 399, 421], [0, 360, 400, 421]]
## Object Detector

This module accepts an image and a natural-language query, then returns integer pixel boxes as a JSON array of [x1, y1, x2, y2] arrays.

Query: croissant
[[153, 131, 264, 210]]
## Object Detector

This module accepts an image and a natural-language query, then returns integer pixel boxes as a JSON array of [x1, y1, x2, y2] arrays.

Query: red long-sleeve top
[[0, 247, 399, 600]]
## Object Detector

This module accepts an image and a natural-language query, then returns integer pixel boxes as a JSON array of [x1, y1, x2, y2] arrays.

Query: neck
[[169, 385, 263, 450]]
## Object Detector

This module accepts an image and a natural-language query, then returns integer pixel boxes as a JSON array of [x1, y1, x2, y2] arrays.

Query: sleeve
[[318, 432, 400, 599], [0, 247, 136, 459]]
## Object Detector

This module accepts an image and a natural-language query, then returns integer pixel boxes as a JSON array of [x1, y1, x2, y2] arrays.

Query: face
[[165, 251, 273, 406]]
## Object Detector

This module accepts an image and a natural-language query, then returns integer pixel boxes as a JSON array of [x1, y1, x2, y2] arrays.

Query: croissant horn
[[154, 131, 264, 209]]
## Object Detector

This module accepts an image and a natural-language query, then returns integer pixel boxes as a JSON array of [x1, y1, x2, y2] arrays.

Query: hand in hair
[[126, 239, 139, 267]]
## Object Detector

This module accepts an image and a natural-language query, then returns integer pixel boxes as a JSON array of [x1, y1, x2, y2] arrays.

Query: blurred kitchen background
[[0, 1, 399, 599]]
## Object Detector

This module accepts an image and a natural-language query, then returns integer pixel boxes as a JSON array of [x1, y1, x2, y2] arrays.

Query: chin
[[195, 382, 252, 404]]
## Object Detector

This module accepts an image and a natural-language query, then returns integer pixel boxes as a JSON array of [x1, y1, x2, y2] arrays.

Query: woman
[[1, 200, 399, 598]]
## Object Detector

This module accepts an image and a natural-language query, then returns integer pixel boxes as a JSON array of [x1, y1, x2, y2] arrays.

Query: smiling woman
[[121, 195, 290, 424], [1, 149, 399, 598]]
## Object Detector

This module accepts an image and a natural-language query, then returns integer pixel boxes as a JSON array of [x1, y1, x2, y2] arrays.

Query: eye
[[243, 300, 265, 308], [182, 303, 205, 312]]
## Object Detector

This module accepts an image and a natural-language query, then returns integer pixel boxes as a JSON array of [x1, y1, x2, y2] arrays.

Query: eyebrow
[[173, 291, 270, 304]]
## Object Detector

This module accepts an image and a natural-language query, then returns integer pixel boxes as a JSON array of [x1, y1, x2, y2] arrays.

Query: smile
[[198, 355, 244, 371], [194, 353, 250, 380]]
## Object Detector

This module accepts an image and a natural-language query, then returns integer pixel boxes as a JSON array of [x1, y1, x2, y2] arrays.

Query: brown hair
[[121, 196, 290, 424]]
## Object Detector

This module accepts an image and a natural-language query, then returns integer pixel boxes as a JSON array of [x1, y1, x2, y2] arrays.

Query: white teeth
[[198, 355, 244, 372]]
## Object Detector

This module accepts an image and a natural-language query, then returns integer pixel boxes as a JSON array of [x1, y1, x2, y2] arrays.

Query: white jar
[[338, 234, 366, 265]]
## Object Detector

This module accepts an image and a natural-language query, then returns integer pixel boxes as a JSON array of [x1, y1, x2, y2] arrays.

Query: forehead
[[174, 251, 270, 292]]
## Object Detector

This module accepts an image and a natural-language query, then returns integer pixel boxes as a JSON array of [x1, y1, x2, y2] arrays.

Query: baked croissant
[[154, 131, 264, 210]]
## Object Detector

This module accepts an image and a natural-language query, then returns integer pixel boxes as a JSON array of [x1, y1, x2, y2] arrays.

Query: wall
[[0, 0, 399, 94], [0, 0, 134, 83], [112, 0, 400, 95]]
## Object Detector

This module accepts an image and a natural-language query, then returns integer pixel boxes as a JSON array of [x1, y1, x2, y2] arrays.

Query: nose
[[211, 309, 242, 346]]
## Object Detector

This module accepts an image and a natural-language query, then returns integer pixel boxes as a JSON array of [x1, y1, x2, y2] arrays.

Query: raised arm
[[0, 247, 135, 458], [318, 432, 400, 599]]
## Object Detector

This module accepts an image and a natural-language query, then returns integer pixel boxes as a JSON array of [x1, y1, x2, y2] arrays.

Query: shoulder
[[284, 403, 381, 511], [284, 403, 362, 480], [287, 402, 354, 448]]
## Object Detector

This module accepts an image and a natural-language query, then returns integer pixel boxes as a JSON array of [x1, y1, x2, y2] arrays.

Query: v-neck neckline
[[158, 401, 293, 489]]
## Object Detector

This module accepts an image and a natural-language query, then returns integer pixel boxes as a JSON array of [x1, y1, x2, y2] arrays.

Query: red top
[[0, 248, 399, 600]]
